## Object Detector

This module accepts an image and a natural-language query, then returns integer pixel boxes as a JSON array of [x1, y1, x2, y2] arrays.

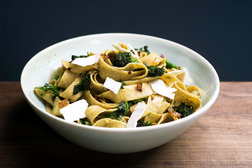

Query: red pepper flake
[[128, 71, 132, 74], [137, 51, 141, 56], [136, 83, 143, 92], [160, 54, 164, 58], [59, 99, 69, 109]]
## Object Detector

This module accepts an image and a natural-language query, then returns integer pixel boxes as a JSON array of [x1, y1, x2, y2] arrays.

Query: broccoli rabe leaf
[[117, 101, 129, 116], [111, 52, 136, 67], [102, 112, 121, 119], [54, 74, 60, 80], [130, 57, 138, 63], [79, 118, 93, 126], [128, 97, 148, 107], [102, 98, 149, 120], [173, 103, 194, 118], [137, 120, 152, 127], [119, 80, 126, 89], [102, 101, 129, 119], [165, 60, 179, 69], [73, 75, 90, 95], [135, 46, 150, 55], [35, 83, 60, 96], [147, 66, 165, 77], [71, 54, 89, 62]]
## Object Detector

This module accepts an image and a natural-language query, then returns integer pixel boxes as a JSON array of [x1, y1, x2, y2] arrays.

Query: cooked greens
[[135, 46, 150, 55], [35, 83, 60, 96], [117, 101, 129, 116], [147, 66, 165, 77], [73, 75, 91, 95], [79, 118, 93, 126], [128, 97, 148, 107], [166, 60, 179, 69], [119, 80, 126, 89], [54, 74, 60, 80], [173, 103, 194, 118], [137, 120, 152, 127], [111, 52, 135, 67], [71, 54, 89, 62]]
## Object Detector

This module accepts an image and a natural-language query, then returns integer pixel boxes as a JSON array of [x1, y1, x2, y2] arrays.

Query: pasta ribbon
[[83, 90, 118, 109], [98, 83, 154, 103], [85, 105, 117, 124], [93, 118, 126, 128], [141, 52, 166, 67], [173, 81, 202, 111], [99, 58, 148, 81]]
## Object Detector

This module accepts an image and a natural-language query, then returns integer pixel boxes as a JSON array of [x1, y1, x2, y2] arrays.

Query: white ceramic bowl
[[21, 33, 219, 153]]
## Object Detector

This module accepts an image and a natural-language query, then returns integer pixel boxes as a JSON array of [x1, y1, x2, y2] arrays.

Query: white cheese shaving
[[182, 68, 192, 85], [71, 54, 99, 67], [127, 102, 147, 128], [60, 99, 88, 123], [150, 79, 177, 100], [127, 43, 139, 59], [103, 77, 122, 94]]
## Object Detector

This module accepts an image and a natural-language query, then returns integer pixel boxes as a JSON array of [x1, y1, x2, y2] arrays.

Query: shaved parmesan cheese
[[183, 68, 192, 85], [71, 54, 99, 67], [127, 102, 147, 128], [60, 99, 88, 122], [151, 79, 177, 99], [103, 77, 122, 94], [127, 43, 139, 59]]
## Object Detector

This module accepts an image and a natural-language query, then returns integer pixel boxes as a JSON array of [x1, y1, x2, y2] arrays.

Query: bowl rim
[[20, 32, 220, 132]]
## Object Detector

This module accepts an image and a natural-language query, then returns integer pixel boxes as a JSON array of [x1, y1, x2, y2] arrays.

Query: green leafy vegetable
[[35, 83, 60, 96], [130, 57, 138, 63], [147, 66, 165, 77], [137, 120, 152, 127], [135, 46, 150, 55], [54, 74, 60, 80], [119, 80, 126, 89], [102, 112, 121, 119], [128, 97, 148, 107], [111, 52, 135, 67], [102, 98, 149, 120], [71, 54, 89, 62], [117, 101, 129, 116], [173, 103, 194, 118], [79, 118, 93, 126], [165, 60, 179, 69], [102, 101, 129, 119], [73, 75, 91, 95]]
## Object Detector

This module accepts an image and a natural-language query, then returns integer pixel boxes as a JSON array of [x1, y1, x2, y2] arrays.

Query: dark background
[[1, 0, 251, 81]]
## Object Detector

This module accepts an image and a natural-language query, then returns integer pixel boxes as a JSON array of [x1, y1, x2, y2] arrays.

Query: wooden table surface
[[0, 82, 251, 168]]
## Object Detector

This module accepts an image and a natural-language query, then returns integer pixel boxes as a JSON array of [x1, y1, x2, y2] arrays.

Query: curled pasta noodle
[[141, 52, 166, 67], [89, 71, 107, 93], [83, 90, 118, 109], [98, 83, 154, 103], [99, 57, 148, 81]]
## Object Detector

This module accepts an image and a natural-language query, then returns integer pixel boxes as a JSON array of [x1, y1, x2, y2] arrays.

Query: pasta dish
[[34, 43, 202, 128]]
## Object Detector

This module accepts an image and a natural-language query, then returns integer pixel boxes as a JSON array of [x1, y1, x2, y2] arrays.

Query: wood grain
[[0, 82, 251, 168]]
